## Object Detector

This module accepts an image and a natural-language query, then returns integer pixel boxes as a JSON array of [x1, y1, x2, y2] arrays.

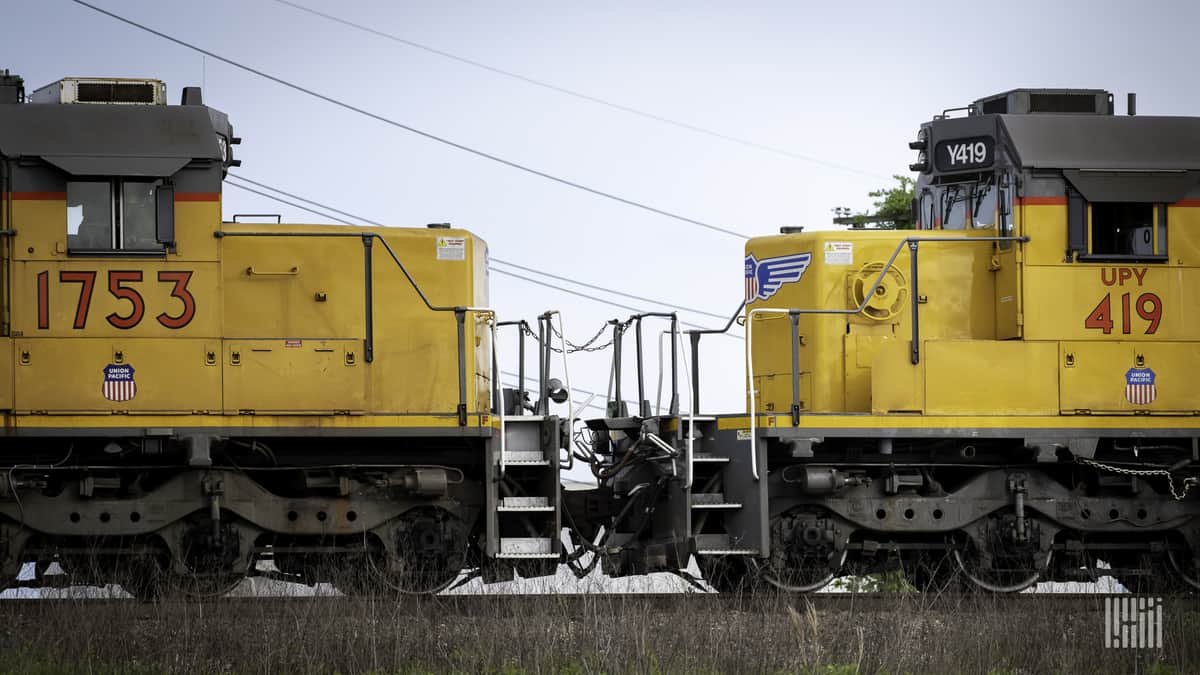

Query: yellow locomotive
[[3, 72, 1197, 597], [0, 72, 568, 595], [579, 88, 1200, 593]]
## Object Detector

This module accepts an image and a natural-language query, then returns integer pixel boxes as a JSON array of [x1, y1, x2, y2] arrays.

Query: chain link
[[522, 320, 629, 354], [1076, 456, 1198, 500]]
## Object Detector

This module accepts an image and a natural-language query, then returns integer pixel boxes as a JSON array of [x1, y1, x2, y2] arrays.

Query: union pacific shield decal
[[103, 364, 137, 402], [744, 252, 812, 302], [1125, 367, 1156, 405]]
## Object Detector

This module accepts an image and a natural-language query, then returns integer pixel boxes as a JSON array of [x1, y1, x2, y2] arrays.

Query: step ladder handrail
[[482, 310, 509, 477], [643, 431, 677, 478], [549, 310, 574, 471]]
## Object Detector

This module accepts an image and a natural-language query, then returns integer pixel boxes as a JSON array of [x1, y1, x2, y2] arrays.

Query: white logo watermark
[[1105, 596, 1163, 649]]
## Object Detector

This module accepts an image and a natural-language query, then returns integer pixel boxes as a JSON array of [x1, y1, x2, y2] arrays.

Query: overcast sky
[[5, 0, 1200, 452]]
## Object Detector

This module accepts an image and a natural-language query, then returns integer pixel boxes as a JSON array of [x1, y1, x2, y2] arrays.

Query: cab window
[[972, 178, 997, 228], [940, 184, 968, 229], [1090, 202, 1165, 257], [67, 179, 166, 253], [918, 189, 935, 229]]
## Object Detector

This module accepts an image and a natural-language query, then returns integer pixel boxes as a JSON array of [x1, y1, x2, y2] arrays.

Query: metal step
[[690, 493, 741, 510], [695, 534, 758, 556], [504, 415, 548, 422], [502, 449, 550, 465], [683, 416, 717, 422], [692, 452, 730, 463], [498, 496, 554, 512], [497, 537, 558, 559]]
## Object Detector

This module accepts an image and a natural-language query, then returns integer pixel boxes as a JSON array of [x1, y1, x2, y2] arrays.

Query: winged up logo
[[745, 252, 812, 302]]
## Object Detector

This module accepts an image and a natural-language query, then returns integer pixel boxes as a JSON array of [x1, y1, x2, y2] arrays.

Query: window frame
[[1068, 196, 1169, 263], [66, 178, 174, 257]]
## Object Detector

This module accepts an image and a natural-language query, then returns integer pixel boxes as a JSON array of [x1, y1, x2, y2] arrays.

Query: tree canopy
[[866, 174, 915, 229]]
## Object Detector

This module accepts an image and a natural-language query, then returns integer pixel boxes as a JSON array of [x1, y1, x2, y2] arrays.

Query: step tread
[[503, 449, 550, 465], [690, 493, 742, 509], [692, 452, 730, 463], [497, 537, 558, 559], [498, 497, 555, 512], [694, 534, 758, 556]]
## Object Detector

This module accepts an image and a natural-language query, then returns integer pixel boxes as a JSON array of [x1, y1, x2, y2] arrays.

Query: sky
[[5, 0, 1200, 444]]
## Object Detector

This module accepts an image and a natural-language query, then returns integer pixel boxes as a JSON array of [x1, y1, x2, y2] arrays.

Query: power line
[[480, 261, 727, 321], [71, 0, 749, 241], [267, 0, 886, 180], [225, 174, 741, 330]]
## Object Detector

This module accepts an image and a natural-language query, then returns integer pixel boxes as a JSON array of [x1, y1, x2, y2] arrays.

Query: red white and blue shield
[[1125, 367, 1156, 405], [103, 363, 136, 402]]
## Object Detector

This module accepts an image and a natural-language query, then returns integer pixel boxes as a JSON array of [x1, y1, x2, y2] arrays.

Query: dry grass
[[0, 591, 1196, 674]]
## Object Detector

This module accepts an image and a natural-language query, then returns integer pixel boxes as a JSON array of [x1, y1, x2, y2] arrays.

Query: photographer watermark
[[1105, 596, 1163, 649]]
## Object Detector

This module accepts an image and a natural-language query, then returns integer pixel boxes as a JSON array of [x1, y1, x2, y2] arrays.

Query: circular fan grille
[[848, 262, 908, 321]]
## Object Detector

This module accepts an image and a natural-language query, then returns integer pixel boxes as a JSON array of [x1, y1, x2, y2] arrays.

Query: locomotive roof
[[999, 114, 1200, 171], [0, 102, 227, 177]]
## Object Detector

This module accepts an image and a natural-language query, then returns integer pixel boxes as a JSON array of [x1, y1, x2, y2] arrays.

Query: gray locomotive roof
[[1000, 114, 1200, 171], [0, 103, 222, 176]]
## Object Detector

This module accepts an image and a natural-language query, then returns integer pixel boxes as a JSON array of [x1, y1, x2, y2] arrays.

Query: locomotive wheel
[[338, 508, 467, 595], [952, 542, 1047, 593], [758, 510, 847, 593], [760, 548, 846, 593]]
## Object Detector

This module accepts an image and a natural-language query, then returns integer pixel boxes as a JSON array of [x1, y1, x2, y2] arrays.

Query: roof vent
[[972, 89, 1113, 116], [426, 223, 451, 229], [30, 77, 166, 105], [779, 226, 804, 234]]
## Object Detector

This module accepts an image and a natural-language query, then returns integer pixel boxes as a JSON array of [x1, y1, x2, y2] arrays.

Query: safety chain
[[523, 320, 629, 354], [1076, 456, 1199, 501]]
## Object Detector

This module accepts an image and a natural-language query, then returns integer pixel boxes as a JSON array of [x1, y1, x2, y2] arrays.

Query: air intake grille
[[1029, 93, 1098, 113], [981, 98, 1007, 114], [76, 82, 156, 104]]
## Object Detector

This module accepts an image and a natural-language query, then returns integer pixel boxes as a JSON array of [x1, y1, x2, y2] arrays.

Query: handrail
[[744, 234, 1028, 480], [609, 312, 680, 418], [685, 301, 745, 414], [548, 310, 574, 471], [496, 320, 531, 415]]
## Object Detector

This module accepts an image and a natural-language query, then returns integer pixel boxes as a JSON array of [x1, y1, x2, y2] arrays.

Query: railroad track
[[3, 591, 1197, 614]]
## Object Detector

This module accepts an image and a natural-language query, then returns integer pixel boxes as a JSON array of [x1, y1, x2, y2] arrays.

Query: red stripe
[[1015, 196, 1067, 206], [1171, 199, 1200, 207], [175, 192, 221, 202], [6, 191, 67, 200]]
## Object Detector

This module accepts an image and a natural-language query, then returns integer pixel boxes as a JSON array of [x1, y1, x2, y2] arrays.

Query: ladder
[[683, 415, 767, 557], [486, 415, 561, 561]]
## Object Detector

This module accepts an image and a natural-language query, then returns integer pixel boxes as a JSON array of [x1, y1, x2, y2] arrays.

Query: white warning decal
[[824, 241, 853, 265], [436, 236, 466, 261]]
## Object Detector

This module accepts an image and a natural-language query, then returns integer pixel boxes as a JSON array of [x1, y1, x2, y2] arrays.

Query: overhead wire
[[266, 0, 887, 180], [70, 0, 749, 240], [230, 175, 729, 321], [223, 175, 743, 336]]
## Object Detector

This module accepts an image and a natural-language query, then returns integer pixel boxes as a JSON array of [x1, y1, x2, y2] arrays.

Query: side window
[[121, 181, 160, 250], [972, 178, 997, 228], [66, 179, 167, 253], [67, 181, 114, 249], [941, 184, 968, 229], [1090, 202, 1165, 258]]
